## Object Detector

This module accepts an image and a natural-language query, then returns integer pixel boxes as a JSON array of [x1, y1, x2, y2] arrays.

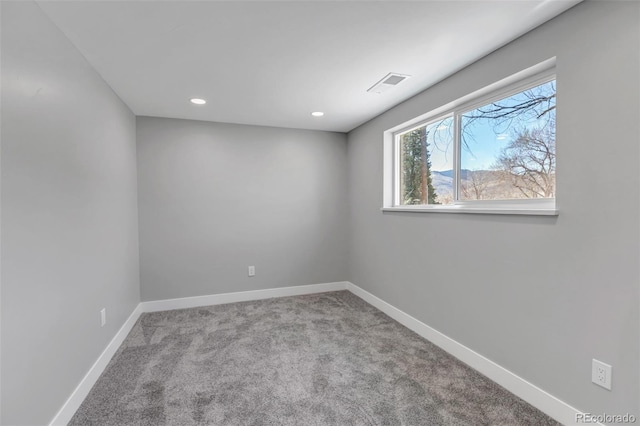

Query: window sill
[[381, 206, 558, 216]]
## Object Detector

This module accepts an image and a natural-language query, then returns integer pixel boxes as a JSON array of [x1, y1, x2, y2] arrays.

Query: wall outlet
[[592, 359, 612, 390], [100, 308, 106, 327], [248, 265, 255, 277]]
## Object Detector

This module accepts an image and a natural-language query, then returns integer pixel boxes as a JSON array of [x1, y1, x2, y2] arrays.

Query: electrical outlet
[[248, 266, 255, 277], [592, 359, 612, 390], [100, 308, 106, 327]]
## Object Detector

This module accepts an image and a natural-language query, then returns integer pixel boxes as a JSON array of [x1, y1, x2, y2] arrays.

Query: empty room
[[1, 0, 639, 425]]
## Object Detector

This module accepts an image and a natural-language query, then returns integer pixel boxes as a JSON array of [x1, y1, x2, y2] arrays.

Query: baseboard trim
[[49, 281, 591, 426], [345, 282, 593, 426], [140, 281, 349, 313], [48, 282, 348, 425], [49, 303, 144, 426]]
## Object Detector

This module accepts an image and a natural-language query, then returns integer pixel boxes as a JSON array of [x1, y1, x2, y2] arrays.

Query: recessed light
[[311, 111, 324, 117], [190, 98, 206, 105]]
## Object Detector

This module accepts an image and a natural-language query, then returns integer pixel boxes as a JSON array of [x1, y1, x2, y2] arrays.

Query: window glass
[[398, 116, 454, 205], [459, 80, 556, 200]]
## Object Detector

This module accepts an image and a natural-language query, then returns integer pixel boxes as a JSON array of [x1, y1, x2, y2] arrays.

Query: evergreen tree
[[401, 126, 438, 204]]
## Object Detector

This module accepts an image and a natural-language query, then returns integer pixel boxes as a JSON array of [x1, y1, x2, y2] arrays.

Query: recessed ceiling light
[[311, 112, 324, 117], [190, 98, 206, 105]]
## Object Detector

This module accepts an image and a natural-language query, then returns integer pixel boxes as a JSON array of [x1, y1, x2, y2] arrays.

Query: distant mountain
[[431, 172, 454, 202], [430, 168, 555, 200], [433, 169, 472, 180]]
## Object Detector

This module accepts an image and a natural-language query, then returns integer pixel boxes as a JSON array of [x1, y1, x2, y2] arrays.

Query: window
[[384, 62, 557, 215]]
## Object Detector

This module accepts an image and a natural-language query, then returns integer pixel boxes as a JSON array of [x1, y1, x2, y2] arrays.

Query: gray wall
[[1, 2, 140, 425], [137, 117, 348, 301], [347, 1, 639, 418]]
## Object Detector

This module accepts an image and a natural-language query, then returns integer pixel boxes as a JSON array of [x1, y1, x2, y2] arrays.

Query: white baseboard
[[140, 281, 349, 313], [49, 303, 144, 426], [345, 282, 593, 426], [48, 282, 347, 425], [49, 280, 590, 426]]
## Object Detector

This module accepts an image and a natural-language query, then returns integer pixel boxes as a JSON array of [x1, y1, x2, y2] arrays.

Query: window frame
[[382, 59, 558, 216]]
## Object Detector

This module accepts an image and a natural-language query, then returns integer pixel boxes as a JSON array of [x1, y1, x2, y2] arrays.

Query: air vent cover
[[367, 72, 411, 94]]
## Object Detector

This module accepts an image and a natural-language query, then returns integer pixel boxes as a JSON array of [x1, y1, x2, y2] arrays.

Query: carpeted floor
[[70, 291, 559, 425]]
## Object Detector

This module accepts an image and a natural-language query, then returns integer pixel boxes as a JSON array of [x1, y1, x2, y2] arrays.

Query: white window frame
[[382, 58, 558, 216]]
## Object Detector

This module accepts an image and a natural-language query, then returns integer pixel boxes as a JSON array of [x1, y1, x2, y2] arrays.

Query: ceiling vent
[[367, 72, 411, 94]]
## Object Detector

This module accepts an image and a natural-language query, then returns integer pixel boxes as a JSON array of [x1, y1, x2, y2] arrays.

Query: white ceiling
[[37, 1, 580, 133]]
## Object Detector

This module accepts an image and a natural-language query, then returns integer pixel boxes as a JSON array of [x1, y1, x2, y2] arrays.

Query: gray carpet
[[70, 291, 559, 425]]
